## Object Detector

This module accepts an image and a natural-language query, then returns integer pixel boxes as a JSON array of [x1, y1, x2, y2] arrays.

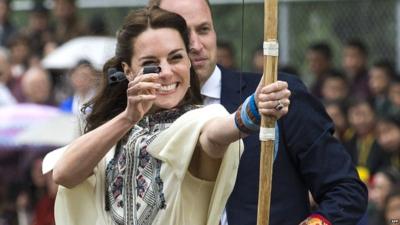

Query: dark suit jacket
[[218, 66, 368, 225]]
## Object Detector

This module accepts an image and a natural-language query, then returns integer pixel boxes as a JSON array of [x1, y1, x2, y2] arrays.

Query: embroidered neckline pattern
[[105, 104, 200, 225]]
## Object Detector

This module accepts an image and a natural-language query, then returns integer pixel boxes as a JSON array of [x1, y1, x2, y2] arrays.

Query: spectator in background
[[22, 2, 54, 60], [16, 156, 48, 225], [20, 66, 53, 105], [88, 14, 109, 36], [0, 0, 15, 47], [324, 100, 348, 142], [386, 76, 400, 115], [376, 112, 400, 170], [7, 32, 31, 78], [368, 167, 400, 225], [0, 47, 15, 105], [52, 0, 87, 45], [217, 40, 236, 70], [344, 98, 390, 175], [342, 39, 370, 99], [368, 59, 395, 114], [59, 60, 98, 114], [320, 69, 348, 102], [306, 41, 333, 98], [383, 188, 400, 225], [31, 173, 57, 225]]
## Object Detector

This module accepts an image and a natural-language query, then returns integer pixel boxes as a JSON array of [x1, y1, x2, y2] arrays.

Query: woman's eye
[[171, 55, 183, 61], [142, 61, 157, 66]]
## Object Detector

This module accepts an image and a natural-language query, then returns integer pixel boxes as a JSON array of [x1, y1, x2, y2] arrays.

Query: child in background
[[368, 60, 395, 113], [344, 99, 389, 175], [320, 69, 349, 102], [59, 60, 98, 114]]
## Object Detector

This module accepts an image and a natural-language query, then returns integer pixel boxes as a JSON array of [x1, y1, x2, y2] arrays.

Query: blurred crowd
[[0, 0, 398, 224], [0, 0, 107, 224], [218, 39, 400, 225]]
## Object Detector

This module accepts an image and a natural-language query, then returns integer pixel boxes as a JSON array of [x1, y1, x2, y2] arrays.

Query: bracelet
[[234, 94, 261, 134]]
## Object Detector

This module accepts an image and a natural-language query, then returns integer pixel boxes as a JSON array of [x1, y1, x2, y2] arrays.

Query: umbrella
[[0, 104, 79, 146], [42, 36, 117, 70], [15, 113, 78, 146]]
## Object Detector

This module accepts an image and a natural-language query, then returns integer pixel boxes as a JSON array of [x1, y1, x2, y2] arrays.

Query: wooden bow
[[257, 0, 278, 224]]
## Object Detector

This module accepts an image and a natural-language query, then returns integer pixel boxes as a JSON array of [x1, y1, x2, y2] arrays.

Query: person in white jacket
[[45, 6, 290, 225]]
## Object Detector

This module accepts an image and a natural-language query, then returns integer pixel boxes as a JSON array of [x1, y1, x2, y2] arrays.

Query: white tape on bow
[[263, 41, 279, 56], [259, 127, 275, 141]]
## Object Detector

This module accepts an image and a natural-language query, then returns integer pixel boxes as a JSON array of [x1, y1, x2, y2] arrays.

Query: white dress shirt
[[201, 66, 221, 105]]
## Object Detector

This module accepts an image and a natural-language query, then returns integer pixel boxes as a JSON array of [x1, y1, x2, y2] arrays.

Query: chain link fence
[[212, 0, 397, 82], [11, 0, 398, 82]]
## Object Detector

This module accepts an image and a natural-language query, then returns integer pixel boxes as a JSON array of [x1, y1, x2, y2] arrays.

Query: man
[[150, 0, 367, 224], [342, 39, 370, 99], [306, 42, 333, 98]]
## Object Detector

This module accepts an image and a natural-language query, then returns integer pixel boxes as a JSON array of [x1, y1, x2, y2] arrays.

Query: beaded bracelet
[[234, 94, 261, 134]]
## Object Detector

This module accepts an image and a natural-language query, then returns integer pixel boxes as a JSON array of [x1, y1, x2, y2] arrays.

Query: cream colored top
[[43, 104, 243, 225]]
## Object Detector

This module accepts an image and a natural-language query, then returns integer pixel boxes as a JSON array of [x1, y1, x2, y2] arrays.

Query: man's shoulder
[[278, 72, 306, 91], [220, 67, 259, 78]]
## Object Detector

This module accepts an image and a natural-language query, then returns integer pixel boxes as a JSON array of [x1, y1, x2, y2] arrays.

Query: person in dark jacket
[[150, 0, 368, 224]]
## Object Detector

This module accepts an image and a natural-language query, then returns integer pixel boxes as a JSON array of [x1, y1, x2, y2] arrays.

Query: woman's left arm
[[199, 80, 291, 159]]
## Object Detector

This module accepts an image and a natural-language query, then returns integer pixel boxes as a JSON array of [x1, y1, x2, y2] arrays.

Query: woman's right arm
[[53, 111, 135, 188], [53, 71, 160, 188]]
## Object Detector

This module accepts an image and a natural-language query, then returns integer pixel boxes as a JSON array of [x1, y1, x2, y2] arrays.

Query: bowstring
[[239, 0, 245, 171], [238, 0, 245, 222]]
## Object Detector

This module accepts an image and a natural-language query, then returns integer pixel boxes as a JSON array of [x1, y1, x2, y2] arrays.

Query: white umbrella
[[15, 113, 79, 146], [42, 36, 117, 70], [0, 104, 79, 146]]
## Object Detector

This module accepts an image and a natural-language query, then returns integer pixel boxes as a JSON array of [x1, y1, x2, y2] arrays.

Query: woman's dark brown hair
[[83, 6, 202, 133]]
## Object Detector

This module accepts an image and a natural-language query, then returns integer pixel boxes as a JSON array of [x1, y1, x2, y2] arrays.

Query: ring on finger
[[274, 100, 284, 111]]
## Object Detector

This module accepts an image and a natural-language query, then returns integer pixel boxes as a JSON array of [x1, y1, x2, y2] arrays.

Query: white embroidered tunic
[[43, 104, 243, 225]]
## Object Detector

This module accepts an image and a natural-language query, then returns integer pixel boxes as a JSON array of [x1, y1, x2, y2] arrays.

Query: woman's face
[[321, 77, 348, 101], [369, 172, 393, 209], [368, 67, 389, 95], [377, 121, 400, 152], [348, 102, 375, 136], [70, 65, 96, 95], [325, 104, 346, 133], [128, 28, 191, 110]]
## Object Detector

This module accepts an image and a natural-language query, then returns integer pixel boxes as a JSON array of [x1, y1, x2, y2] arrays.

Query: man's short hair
[[148, 0, 211, 8], [345, 38, 368, 57], [308, 42, 332, 60]]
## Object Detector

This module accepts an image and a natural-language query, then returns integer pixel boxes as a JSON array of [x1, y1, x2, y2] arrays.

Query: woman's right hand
[[122, 70, 161, 124]]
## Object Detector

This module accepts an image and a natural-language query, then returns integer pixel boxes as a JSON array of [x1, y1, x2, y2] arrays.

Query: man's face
[[159, 0, 217, 85], [342, 47, 366, 77], [306, 51, 330, 77]]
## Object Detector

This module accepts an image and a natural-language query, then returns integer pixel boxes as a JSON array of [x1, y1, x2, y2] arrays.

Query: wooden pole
[[257, 0, 278, 225]]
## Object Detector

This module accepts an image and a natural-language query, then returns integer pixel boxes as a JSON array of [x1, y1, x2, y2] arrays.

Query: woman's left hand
[[255, 80, 291, 119]]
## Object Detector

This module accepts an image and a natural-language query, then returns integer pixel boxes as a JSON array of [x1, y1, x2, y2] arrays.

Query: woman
[[368, 167, 400, 225], [45, 7, 290, 225]]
